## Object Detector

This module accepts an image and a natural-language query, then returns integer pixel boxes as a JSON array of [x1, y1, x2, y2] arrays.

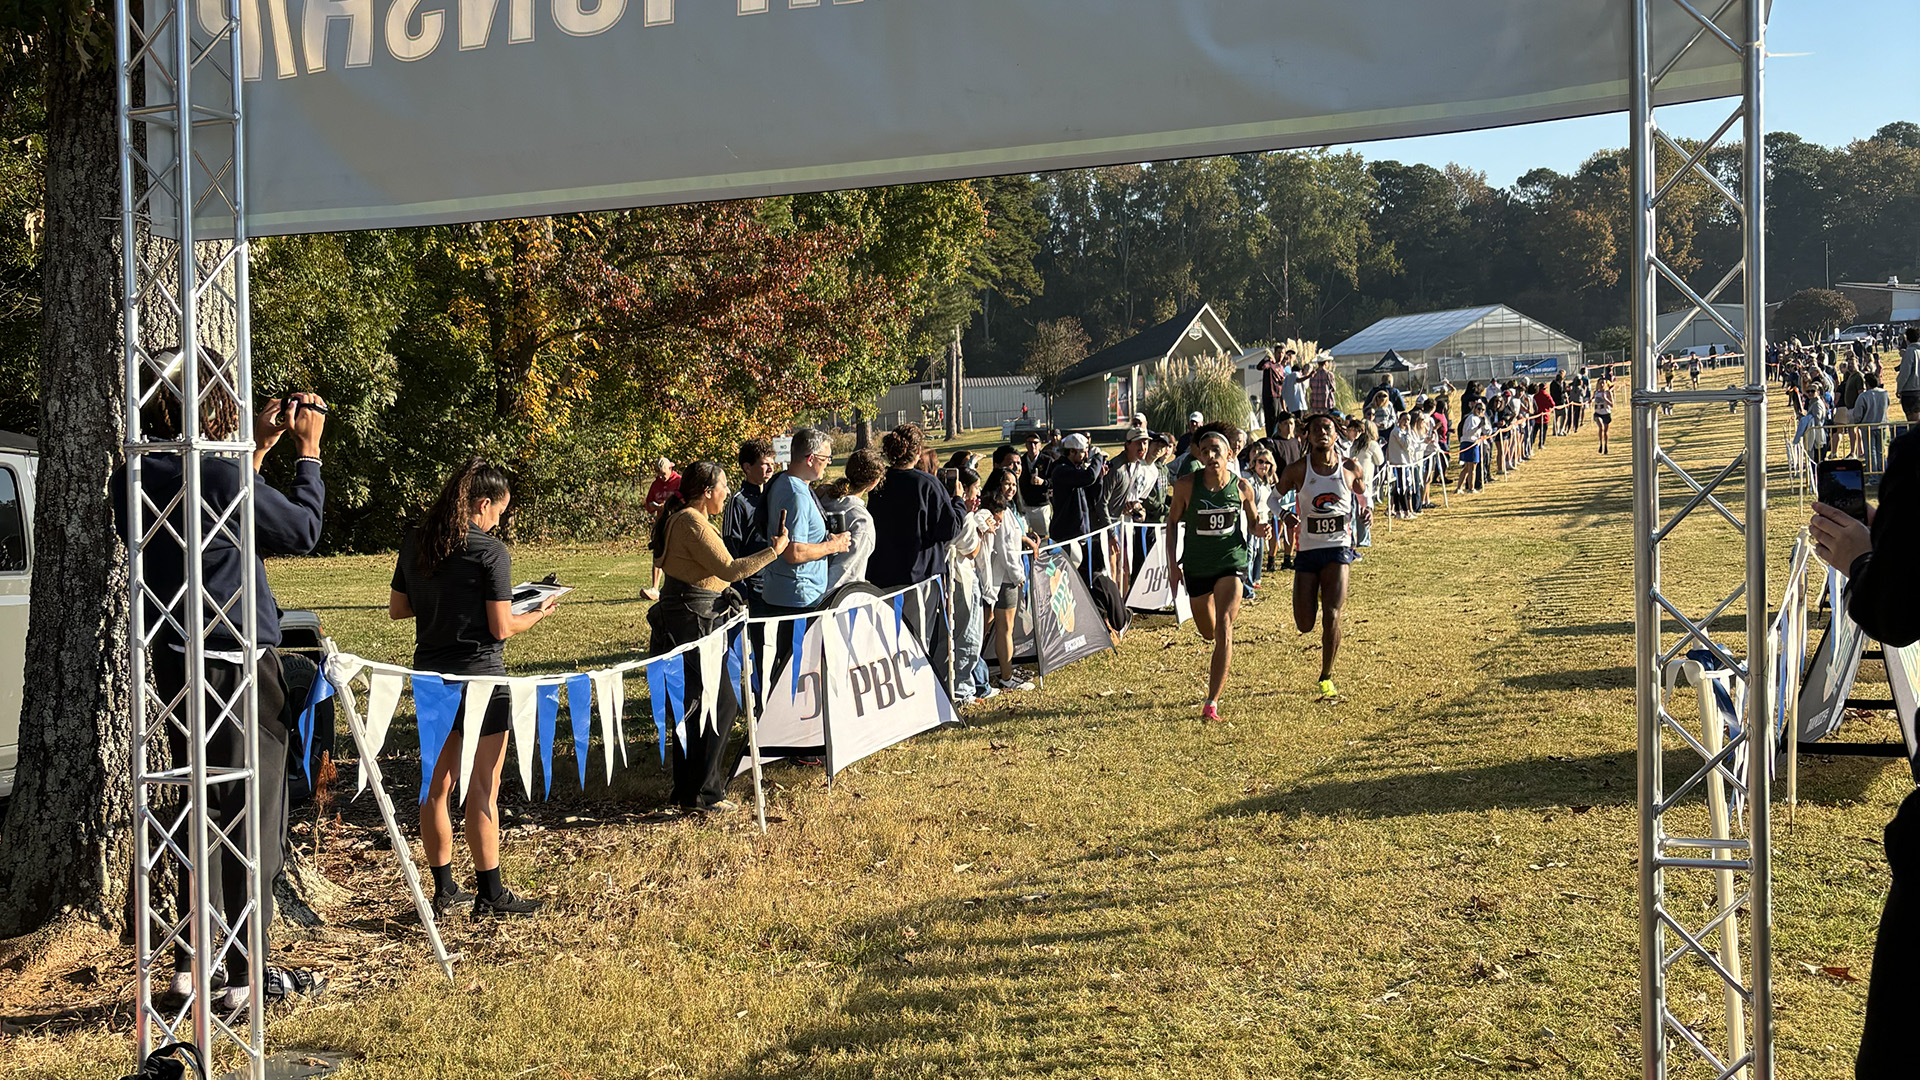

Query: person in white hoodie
[[817, 447, 885, 596], [945, 468, 996, 704], [980, 466, 1041, 692]]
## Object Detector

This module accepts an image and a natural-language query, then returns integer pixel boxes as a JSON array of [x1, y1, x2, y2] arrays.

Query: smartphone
[[938, 467, 960, 485], [1817, 458, 1869, 522], [821, 510, 848, 535]]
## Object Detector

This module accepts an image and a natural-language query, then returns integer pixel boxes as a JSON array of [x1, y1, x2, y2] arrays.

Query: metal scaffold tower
[[1631, 1, 1771, 1078], [117, 0, 265, 1072]]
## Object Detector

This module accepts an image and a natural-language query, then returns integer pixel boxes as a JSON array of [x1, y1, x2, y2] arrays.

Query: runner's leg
[[1207, 576, 1241, 704], [1192, 586, 1218, 644], [1316, 562, 1350, 683], [1292, 562, 1318, 634]]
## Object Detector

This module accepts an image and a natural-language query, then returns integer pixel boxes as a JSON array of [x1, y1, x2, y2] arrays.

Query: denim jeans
[[951, 576, 985, 703]]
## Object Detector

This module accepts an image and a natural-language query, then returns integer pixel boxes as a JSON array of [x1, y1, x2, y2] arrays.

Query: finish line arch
[[113, 2, 1774, 1076]]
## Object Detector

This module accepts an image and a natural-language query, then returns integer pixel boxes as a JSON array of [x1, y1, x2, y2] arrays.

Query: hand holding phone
[[1816, 459, 1869, 522]]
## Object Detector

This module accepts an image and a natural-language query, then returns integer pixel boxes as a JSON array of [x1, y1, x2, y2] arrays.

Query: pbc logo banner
[[746, 588, 957, 777]]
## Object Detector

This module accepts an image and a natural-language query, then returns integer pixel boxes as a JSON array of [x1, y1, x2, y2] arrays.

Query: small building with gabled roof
[[1049, 304, 1240, 430], [1327, 304, 1583, 388]]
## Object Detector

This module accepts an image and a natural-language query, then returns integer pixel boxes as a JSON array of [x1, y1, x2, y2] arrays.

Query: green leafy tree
[[1773, 288, 1856, 344], [1024, 316, 1090, 418]]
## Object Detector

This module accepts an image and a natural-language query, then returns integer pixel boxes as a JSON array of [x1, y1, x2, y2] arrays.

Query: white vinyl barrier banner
[[204, 0, 1752, 234]]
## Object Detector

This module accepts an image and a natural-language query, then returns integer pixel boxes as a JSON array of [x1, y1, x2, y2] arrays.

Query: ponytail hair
[[648, 461, 725, 560], [418, 458, 512, 577], [824, 447, 887, 501]]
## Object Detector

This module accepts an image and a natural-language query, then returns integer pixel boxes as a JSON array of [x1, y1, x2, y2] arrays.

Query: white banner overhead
[[221, 0, 1757, 235]]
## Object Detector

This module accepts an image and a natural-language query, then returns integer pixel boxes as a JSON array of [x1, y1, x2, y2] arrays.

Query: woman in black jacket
[[1811, 429, 1918, 1079], [864, 425, 968, 687]]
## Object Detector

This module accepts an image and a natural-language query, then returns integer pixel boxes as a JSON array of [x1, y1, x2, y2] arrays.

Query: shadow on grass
[[1502, 667, 1636, 692], [1215, 751, 1636, 820]]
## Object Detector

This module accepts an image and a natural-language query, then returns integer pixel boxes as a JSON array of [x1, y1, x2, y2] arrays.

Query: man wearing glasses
[[763, 426, 852, 626]]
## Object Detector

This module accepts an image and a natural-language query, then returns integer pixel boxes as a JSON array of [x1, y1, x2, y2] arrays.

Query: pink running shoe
[[1201, 702, 1221, 721]]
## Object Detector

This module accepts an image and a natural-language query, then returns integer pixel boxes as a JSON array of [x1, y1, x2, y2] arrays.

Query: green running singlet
[[1180, 472, 1249, 578]]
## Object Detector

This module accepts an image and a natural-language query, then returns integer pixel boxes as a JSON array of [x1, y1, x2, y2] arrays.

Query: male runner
[[1276, 413, 1368, 698], [1165, 427, 1270, 721]]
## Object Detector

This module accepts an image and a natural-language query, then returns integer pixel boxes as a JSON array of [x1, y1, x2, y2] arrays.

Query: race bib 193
[[1307, 515, 1346, 536]]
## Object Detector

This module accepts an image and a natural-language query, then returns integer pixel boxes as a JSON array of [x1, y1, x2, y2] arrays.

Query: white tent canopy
[[211, 0, 1751, 235]]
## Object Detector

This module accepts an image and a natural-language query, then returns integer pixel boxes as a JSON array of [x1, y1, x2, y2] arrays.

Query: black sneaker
[[431, 887, 475, 918], [222, 966, 325, 1011], [472, 887, 544, 918]]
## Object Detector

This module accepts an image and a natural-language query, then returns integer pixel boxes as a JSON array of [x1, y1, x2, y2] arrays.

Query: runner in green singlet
[[1165, 427, 1269, 721]]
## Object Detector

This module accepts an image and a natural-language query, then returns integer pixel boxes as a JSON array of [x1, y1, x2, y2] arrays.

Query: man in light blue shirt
[[761, 427, 850, 616]]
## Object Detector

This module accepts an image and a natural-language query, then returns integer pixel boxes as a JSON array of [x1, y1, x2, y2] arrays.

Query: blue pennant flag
[[534, 684, 560, 800], [725, 629, 744, 704], [664, 654, 686, 735], [934, 577, 951, 632], [565, 674, 593, 788], [790, 617, 808, 698], [410, 675, 463, 805], [891, 593, 906, 646], [296, 669, 335, 788], [646, 659, 670, 762]]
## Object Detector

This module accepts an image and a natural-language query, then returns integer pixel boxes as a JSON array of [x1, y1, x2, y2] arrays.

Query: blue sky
[[1327, 1, 1918, 186]]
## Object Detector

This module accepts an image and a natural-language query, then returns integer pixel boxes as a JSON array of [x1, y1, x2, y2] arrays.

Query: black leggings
[[154, 647, 291, 981]]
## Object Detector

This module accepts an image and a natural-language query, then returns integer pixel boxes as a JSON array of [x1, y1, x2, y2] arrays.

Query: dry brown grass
[[1, 367, 1904, 1078]]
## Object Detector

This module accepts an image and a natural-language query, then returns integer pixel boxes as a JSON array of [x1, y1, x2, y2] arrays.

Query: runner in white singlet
[[1274, 413, 1369, 699]]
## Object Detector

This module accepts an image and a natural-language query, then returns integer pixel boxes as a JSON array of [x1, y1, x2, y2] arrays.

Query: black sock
[[476, 866, 504, 901], [430, 863, 456, 896]]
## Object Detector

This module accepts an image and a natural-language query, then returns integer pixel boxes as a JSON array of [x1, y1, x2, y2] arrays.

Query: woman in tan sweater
[[646, 462, 788, 811]]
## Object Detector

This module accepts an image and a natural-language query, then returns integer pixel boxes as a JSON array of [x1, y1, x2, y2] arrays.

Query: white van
[[0, 430, 36, 797]]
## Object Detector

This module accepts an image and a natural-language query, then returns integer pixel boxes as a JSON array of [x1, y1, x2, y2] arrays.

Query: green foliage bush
[[1143, 356, 1252, 435]]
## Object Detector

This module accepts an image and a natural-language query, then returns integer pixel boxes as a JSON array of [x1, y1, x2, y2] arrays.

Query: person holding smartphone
[[649, 463, 791, 811], [391, 458, 555, 918], [1810, 428, 1916, 1078]]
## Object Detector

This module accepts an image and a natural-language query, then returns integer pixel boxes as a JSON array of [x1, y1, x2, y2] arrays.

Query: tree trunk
[[853, 408, 870, 450], [0, 39, 133, 937]]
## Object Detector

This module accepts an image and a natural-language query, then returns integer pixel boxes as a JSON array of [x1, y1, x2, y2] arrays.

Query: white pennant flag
[[508, 680, 540, 801], [591, 671, 619, 784], [614, 672, 628, 767], [356, 670, 404, 796], [696, 636, 723, 736], [458, 680, 503, 805]]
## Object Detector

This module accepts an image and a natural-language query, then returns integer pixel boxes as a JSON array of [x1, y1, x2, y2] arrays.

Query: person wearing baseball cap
[[1048, 434, 1109, 577], [1106, 426, 1166, 569], [1175, 412, 1205, 456]]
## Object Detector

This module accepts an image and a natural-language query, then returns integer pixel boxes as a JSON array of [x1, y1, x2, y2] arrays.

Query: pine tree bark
[[0, 35, 133, 937]]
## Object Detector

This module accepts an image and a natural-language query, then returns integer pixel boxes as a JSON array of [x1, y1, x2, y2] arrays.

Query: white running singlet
[[1297, 458, 1353, 552]]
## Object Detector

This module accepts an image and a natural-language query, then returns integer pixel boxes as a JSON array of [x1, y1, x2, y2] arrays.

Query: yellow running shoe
[[1318, 679, 1338, 699]]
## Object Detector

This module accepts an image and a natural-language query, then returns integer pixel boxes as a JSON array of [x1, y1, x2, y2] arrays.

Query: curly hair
[[880, 424, 925, 468]]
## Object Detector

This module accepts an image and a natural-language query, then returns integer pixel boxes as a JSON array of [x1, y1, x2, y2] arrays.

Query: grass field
[[1, 368, 1908, 1078]]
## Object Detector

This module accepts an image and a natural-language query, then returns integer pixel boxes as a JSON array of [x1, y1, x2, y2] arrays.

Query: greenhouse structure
[[1327, 305, 1585, 388]]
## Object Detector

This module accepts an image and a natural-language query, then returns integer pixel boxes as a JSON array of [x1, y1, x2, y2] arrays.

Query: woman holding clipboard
[[390, 458, 557, 918]]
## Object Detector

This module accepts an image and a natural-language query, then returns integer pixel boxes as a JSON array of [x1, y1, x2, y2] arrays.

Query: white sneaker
[[996, 676, 1035, 691], [168, 968, 227, 998]]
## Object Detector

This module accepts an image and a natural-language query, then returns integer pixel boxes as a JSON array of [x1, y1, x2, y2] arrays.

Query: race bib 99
[[1197, 509, 1237, 537]]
